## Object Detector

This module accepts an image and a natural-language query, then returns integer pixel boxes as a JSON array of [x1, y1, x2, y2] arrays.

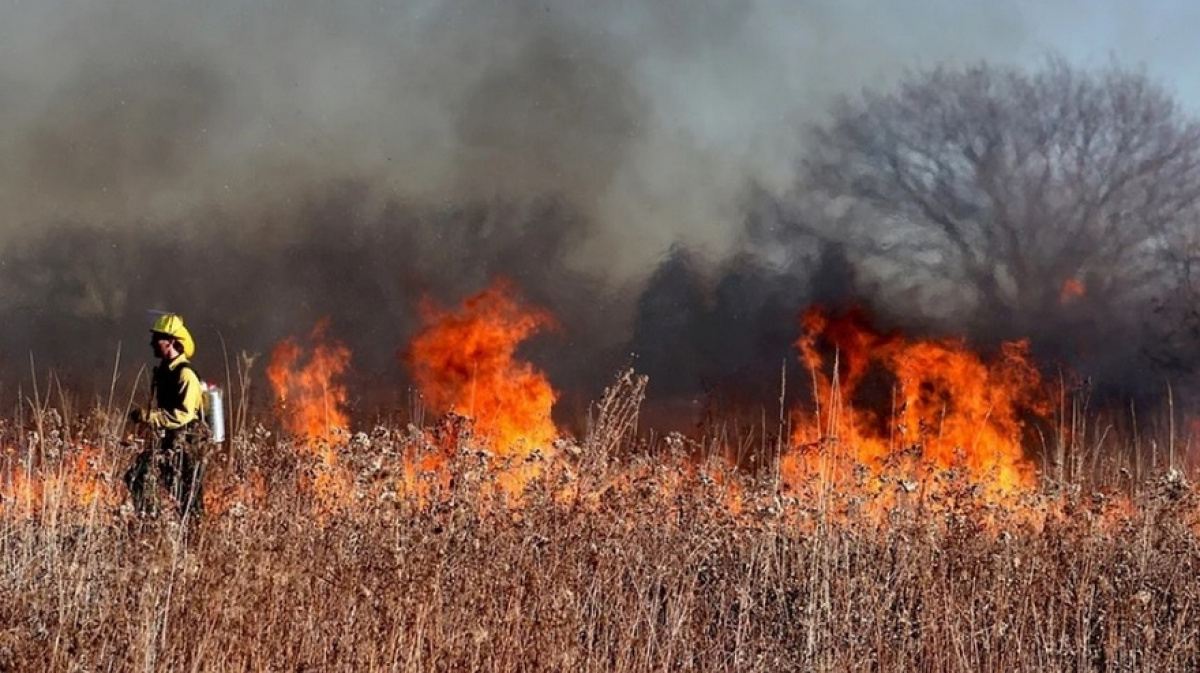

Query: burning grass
[[2, 291, 1199, 670], [0, 392, 1198, 672]]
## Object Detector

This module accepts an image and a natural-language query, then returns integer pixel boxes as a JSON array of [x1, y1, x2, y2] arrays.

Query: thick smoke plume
[[1, 1, 1192, 428]]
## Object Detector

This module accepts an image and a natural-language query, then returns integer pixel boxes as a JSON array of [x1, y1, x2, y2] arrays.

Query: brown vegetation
[[0, 384, 1198, 673]]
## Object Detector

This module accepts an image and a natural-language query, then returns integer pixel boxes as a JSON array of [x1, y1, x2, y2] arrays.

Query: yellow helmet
[[150, 313, 196, 359]]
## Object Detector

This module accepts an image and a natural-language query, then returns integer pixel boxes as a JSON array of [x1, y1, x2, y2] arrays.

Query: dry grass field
[[0, 381, 1198, 673], [2, 294, 1198, 672]]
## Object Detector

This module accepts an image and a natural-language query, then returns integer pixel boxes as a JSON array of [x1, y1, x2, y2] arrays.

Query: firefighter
[[124, 313, 208, 520]]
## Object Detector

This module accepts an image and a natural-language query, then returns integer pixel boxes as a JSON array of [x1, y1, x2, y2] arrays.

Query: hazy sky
[[3, 0, 1199, 280], [3, 0, 1200, 399], [1026, 1, 1200, 100]]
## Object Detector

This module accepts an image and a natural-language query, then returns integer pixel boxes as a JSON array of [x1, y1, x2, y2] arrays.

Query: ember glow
[[785, 306, 1052, 505], [0, 444, 119, 517], [405, 279, 559, 458], [1060, 278, 1086, 304]]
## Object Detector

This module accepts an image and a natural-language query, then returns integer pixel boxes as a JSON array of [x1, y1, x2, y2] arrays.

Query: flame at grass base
[[785, 306, 1053, 511], [405, 279, 559, 457], [266, 318, 354, 509], [404, 279, 560, 498], [266, 318, 351, 444], [0, 444, 120, 517]]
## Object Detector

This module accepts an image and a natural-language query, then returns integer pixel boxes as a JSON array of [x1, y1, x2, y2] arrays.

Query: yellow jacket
[[148, 354, 203, 430]]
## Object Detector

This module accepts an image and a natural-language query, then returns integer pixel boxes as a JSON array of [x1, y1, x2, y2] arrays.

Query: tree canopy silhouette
[[792, 59, 1200, 392]]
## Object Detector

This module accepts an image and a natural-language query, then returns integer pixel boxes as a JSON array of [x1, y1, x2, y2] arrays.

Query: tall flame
[[405, 279, 559, 457], [786, 307, 1052, 504], [266, 318, 353, 510], [266, 318, 351, 444]]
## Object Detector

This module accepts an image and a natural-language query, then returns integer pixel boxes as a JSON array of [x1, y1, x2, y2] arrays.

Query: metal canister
[[204, 383, 227, 443]]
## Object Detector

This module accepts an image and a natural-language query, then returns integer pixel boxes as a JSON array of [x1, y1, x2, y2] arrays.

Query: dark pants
[[124, 429, 205, 519]]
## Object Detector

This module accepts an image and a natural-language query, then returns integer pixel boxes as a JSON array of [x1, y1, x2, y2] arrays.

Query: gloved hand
[[128, 408, 147, 425]]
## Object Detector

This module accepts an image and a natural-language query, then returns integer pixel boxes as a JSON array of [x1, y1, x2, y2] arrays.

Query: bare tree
[[795, 59, 1200, 387]]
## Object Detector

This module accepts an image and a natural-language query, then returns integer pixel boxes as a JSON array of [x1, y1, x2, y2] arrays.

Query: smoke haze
[[0, 1, 1190, 424]]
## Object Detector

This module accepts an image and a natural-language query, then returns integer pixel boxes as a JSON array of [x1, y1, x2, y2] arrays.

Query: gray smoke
[[0, 1, 1184, 424]]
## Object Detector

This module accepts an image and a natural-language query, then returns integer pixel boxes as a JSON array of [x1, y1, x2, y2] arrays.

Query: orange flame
[[267, 318, 351, 444], [405, 279, 559, 458], [267, 318, 353, 511], [786, 307, 1052, 508], [0, 444, 120, 518]]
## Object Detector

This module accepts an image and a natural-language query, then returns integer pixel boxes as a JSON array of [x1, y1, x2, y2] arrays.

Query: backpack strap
[[177, 361, 200, 379], [174, 361, 209, 427]]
